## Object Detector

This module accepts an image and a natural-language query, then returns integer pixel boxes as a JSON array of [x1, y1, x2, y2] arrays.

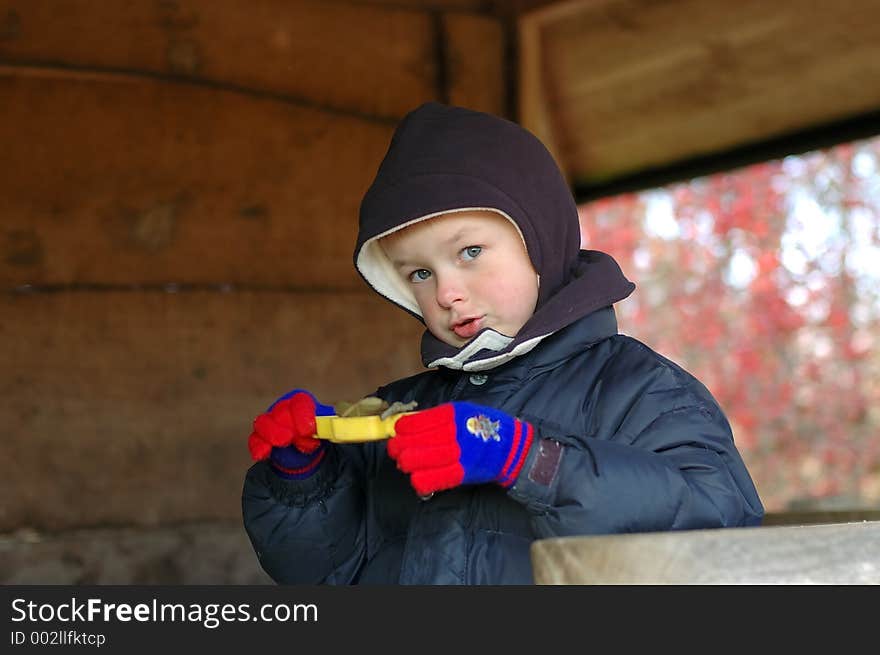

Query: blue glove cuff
[[452, 402, 531, 487], [270, 443, 327, 480]]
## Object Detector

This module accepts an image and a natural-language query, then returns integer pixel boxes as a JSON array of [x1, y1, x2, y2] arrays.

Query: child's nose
[[435, 273, 466, 308]]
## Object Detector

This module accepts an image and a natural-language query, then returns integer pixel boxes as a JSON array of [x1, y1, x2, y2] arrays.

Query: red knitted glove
[[247, 389, 336, 480], [387, 402, 534, 496], [247, 389, 332, 460]]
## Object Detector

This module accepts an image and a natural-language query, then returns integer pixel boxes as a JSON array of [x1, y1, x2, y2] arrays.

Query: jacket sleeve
[[507, 369, 765, 538], [241, 445, 368, 584]]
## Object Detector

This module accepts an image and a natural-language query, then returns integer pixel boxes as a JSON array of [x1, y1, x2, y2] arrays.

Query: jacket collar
[[434, 305, 621, 384]]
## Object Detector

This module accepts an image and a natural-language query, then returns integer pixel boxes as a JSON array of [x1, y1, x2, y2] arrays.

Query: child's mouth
[[452, 317, 483, 339]]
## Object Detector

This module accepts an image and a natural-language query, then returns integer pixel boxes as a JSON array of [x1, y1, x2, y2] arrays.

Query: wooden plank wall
[[0, 0, 509, 541]]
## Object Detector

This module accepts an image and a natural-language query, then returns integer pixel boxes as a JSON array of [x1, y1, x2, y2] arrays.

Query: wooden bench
[[530, 513, 880, 584]]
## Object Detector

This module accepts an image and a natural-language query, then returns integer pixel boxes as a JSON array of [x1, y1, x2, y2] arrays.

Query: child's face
[[379, 210, 539, 348]]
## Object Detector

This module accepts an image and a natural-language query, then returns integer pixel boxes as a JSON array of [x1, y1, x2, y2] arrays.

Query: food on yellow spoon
[[317, 397, 419, 442]]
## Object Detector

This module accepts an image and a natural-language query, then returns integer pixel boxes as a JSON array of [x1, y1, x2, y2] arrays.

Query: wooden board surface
[[443, 12, 506, 116], [520, 0, 880, 185], [530, 521, 880, 584], [0, 73, 392, 289], [0, 290, 425, 531], [0, 0, 438, 118], [762, 509, 880, 526]]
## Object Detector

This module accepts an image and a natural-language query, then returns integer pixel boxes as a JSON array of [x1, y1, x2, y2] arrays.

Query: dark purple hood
[[354, 102, 635, 370]]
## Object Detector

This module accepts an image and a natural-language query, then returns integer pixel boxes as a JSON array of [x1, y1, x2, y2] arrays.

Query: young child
[[242, 102, 764, 585]]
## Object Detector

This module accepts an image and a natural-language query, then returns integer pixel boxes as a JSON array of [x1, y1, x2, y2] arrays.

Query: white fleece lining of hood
[[427, 331, 551, 371], [356, 207, 529, 318]]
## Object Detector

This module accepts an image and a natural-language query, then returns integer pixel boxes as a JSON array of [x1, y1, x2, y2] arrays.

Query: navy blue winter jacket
[[242, 305, 764, 584]]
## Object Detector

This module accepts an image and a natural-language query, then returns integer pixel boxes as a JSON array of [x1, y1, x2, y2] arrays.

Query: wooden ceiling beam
[[519, 0, 880, 191]]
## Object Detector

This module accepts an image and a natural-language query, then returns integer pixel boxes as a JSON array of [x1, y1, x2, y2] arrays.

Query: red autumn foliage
[[578, 137, 880, 511]]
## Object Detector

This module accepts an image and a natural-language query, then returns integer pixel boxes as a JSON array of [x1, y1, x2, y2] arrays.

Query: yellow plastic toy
[[314, 412, 415, 443]]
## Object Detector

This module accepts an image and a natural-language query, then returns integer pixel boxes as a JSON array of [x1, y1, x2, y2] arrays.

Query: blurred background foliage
[[578, 136, 880, 512]]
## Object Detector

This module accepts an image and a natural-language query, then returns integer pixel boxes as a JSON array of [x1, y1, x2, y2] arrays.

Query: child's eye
[[408, 269, 432, 283], [461, 245, 482, 261]]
